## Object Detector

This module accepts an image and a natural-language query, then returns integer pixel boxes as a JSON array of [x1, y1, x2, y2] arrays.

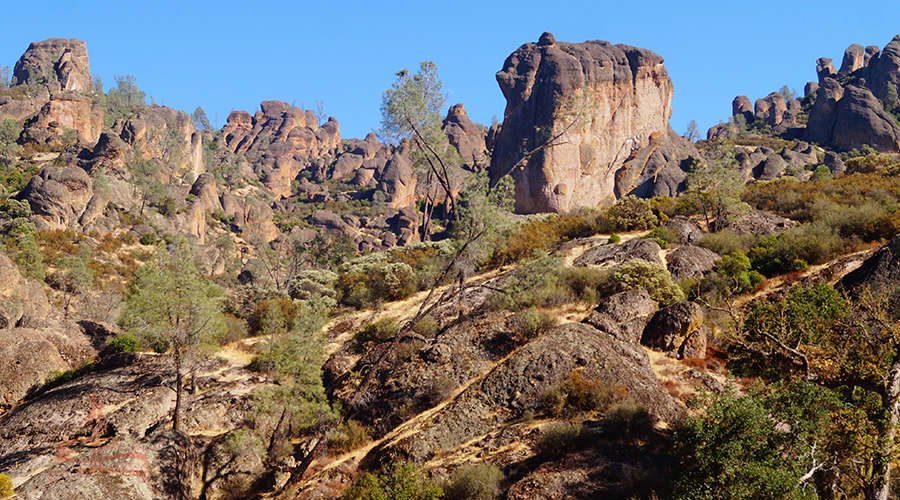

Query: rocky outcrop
[[582, 289, 658, 343], [720, 209, 797, 236], [732, 95, 754, 124], [804, 36, 900, 152], [19, 166, 93, 230], [573, 239, 664, 268], [118, 105, 203, 182], [755, 92, 788, 126], [491, 32, 675, 213], [642, 300, 707, 359], [12, 38, 92, 92], [666, 245, 720, 281], [379, 141, 418, 208], [839, 234, 900, 297], [442, 103, 489, 171], [615, 126, 700, 199], [663, 216, 704, 244], [1, 39, 102, 143]]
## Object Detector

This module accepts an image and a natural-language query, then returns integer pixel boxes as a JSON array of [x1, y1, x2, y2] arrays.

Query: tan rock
[[492, 33, 673, 213]]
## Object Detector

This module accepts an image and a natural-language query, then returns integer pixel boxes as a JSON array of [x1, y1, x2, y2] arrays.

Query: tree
[[119, 237, 226, 432], [0, 119, 22, 166], [674, 382, 839, 500], [684, 142, 746, 231], [0, 66, 10, 89], [54, 242, 94, 318], [685, 120, 700, 142], [780, 85, 799, 102], [104, 74, 146, 127], [191, 106, 212, 132], [734, 282, 900, 499], [379, 61, 461, 239]]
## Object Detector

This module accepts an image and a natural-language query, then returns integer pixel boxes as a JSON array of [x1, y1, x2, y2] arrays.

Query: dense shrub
[[596, 195, 659, 233], [490, 213, 593, 267], [612, 260, 685, 306], [510, 307, 558, 340], [642, 226, 678, 249], [444, 463, 505, 500], [748, 223, 846, 277], [0, 473, 12, 499], [486, 252, 608, 311], [411, 315, 440, 338], [107, 333, 140, 353], [605, 402, 656, 438], [542, 370, 628, 418], [697, 229, 758, 256], [533, 423, 595, 460], [355, 317, 399, 349], [328, 419, 371, 456], [341, 462, 443, 500], [337, 253, 417, 309]]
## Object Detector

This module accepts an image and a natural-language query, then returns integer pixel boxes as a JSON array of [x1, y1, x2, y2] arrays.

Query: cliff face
[[490, 32, 674, 213]]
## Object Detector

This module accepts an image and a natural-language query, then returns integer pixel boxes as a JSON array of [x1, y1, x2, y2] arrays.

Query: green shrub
[[643, 226, 678, 247], [599, 195, 659, 232], [698, 229, 758, 256], [542, 370, 628, 417], [510, 307, 557, 340], [328, 419, 371, 456], [342, 462, 443, 500], [139, 233, 154, 245], [355, 317, 399, 349], [107, 332, 140, 353], [484, 252, 567, 311], [412, 315, 440, 338], [612, 260, 685, 306], [608, 233, 621, 244], [533, 423, 594, 461], [560, 266, 607, 304], [444, 463, 505, 500], [0, 474, 13, 499], [605, 402, 655, 438]]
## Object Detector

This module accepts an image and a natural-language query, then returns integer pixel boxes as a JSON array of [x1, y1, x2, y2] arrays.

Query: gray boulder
[[573, 239, 664, 268], [666, 245, 720, 281]]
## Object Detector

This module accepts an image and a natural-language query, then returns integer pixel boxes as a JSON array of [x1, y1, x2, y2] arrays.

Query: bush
[[0, 474, 12, 499], [533, 423, 594, 460], [328, 419, 371, 456], [642, 226, 678, 249], [342, 462, 443, 500], [510, 307, 558, 340], [613, 260, 685, 306], [605, 402, 655, 438], [697, 229, 758, 256], [355, 317, 399, 349], [608, 233, 621, 244], [107, 332, 140, 353], [542, 370, 628, 417], [597, 195, 659, 232], [444, 463, 505, 500], [412, 315, 440, 338]]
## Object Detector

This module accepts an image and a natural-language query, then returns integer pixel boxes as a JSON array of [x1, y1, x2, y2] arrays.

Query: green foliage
[[107, 332, 140, 353], [489, 212, 593, 267], [612, 259, 684, 306], [510, 307, 558, 340], [104, 75, 146, 127], [444, 463, 504, 500], [533, 423, 595, 461], [683, 142, 747, 231], [411, 315, 440, 338], [342, 462, 443, 500], [338, 253, 416, 309], [453, 172, 515, 269], [697, 229, 758, 256], [608, 233, 621, 244], [748, 223, 845, 277], [0, 473, 13, 498], [673, 382, 839, 500], [355, 317, 399, 349], [12, 231, 45, 280], [599, 195, 658, 232], [542, 370, 628, 418], [0, 118, 22, 162], [642, 226, 678, 249], [191, 106, 212, 131], [379, 61, 445, 147], [328, 419, 371, 456], [704, 251, 765, 296]]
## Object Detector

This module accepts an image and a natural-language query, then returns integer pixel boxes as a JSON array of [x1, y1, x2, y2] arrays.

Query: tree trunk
[[870, 357, 900, 500], [173, 355, 183, 432]]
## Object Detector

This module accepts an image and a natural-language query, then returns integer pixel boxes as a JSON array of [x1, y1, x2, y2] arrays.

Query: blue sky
[[3, 1, 900, 141]]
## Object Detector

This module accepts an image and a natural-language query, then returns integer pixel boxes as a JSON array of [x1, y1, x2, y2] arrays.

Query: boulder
[[865, 35, 900, 105], [663, 216, 704, 244], [816, 57, 837, 84], [642, 300, 706, 358], [839, 235, 900, 298], [754, 92, 788, 126], [573, 238, 664, 268], [830, 84, 900, 152], [491, 33, 674, 213], [666, 245, 720, 281], [615, 126, 700, 199], [379, 141, 417, 209], [582, 289, 658, 343], [721, 209, 797, 236], [753, 153, 788, 180], [732, 95, 754, 123], [19, 166, 93, 230], [824, 151, 846, 175]]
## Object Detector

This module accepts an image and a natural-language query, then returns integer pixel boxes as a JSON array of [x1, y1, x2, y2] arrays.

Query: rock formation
[[442, 103, 489, 171], [491, 32, 678, 213], [12, 38, 92, 92]]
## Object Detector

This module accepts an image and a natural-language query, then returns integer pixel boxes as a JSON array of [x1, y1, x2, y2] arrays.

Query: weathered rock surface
[[582, 289, 658, 343], [642, 300, 707, 359], [615, 126, 700, 199], [19, 166, 93, 230], [13, 38, 92, 93], [118, 105, 203, 182], [573, 239, 664, 268], [840, 234, 900, 298], [491, 32, 674, 213], [666, 245, 720, 281], [663, 216, 704, 244], [442, 103, 489, 171], [720, 209, 797, 236]]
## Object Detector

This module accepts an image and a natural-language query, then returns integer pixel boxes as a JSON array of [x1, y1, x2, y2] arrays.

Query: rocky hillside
[[0, 31, 899, 500]]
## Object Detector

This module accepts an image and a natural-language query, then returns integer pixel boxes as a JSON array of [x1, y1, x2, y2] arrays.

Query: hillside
[[0, 33, 899, 500]]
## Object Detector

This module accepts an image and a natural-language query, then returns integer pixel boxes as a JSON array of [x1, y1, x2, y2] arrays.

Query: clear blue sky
[[3, 0, 900, 141]]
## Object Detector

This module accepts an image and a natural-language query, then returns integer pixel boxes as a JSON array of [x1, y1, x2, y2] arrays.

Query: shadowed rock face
[[491, 32, 674, 214]]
